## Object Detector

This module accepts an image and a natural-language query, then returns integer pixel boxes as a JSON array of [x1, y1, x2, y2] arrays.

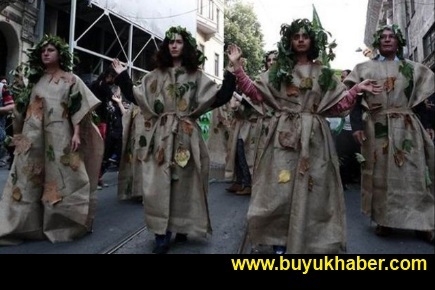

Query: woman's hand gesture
[[111, 58, 127, 75], [357, 79, 383, 95]]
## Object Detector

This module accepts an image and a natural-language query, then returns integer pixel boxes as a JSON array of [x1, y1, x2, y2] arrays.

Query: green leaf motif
[[139, 135, 147, 147], [154, 99, 164, 114], [46, 145, 55, 161], [374, 122, 388, 138], [318, 67, 337, 91], [68, 90, 82, 116], [402, 139, 413, 153], [399, 61, 414, 100]]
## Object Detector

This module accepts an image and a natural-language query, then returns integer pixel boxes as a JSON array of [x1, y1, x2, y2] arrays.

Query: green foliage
[[198, 111, 212, 140], [224, 0, 265, 78]]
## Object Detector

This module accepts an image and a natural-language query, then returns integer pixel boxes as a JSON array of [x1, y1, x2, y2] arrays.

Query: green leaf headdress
[[11, 34, 77, 113], [371, 24, 406, 59], [268, 18, 336, 90], [165, 26, 207, 66]]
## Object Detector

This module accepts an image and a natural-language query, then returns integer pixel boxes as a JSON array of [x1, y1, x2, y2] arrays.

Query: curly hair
[[372, 24, 406, 60], [11, 35, 77, 113], [268, 18, 336, 90], [155, 26, 206, 73], [264, 50, 277, 70]]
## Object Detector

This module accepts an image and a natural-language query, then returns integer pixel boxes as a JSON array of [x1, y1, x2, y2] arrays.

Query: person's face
[[291, 28, 311, 54], [168, 33, 184, 59], [266, 53, 277, 70], [41, 44, 60, 67], [0, 79, 7, 85], [378, 29, 399, 57]]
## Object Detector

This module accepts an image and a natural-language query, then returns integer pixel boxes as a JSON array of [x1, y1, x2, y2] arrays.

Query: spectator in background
[[0, 77, 15, 168], [225, 51, 277, 195], [346, 24, 434, 244], [90, 66, 117, 189], [104, 86, 126, 168]]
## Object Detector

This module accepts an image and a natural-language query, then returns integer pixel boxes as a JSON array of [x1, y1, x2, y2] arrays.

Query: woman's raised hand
[[226, 44, 243, 70], [111, 58, 127, 75]]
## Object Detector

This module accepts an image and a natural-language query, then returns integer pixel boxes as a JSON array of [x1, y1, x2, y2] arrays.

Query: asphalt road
[[0, 164, 433, 254]]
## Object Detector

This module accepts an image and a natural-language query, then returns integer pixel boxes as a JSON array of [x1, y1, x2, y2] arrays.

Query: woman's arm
[[209, 70, 237, 109], [327, 80, 382, 115], [112, 59, 137, 105]]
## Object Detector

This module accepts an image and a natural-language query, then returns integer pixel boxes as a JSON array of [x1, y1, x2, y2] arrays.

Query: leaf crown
[[268, 18, 336, 90], [11, 35, 77, 113], [372, 24, 406, 59], [165, 26, 206, 66]]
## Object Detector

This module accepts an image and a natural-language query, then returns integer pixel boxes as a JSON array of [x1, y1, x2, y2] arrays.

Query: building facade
[[365, 0, 435, 72], [1, 0, 214, 84]]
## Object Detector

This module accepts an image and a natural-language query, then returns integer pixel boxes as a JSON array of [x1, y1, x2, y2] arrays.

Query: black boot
[[152, 232, 172, 254]]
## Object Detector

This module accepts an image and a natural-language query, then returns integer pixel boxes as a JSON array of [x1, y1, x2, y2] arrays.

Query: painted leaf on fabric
[[46, 145, 55, 162], [402, 139, 413, 153], [278, 170, 291, 183], [139, 135, 147, 147], [174, 147, 190, 168], [155, 146, 165, 165], [374, 122, 388, 138], [382, 140, 389, 155], [12, 187, 22, 202], [180, 120, 194, 136], [13, 134, 32, 154], [150, 79, 158, 94], [286, 84, 300, 97], [178, 98, 188, 112], [299, 78, 313, 90], [41, 181, 62, 205], [383, 77, 396, 93], [393, 149, 406, 167], [154, 99, 164, 114], [25, 95, 44, 121], [299, 157, 310, 175]]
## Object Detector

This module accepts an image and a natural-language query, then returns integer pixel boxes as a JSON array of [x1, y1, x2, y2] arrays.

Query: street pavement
[[0, 163, 433, 254]]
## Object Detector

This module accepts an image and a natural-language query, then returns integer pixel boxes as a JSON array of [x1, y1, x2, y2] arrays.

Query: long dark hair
[[154, 26, 206, 73]]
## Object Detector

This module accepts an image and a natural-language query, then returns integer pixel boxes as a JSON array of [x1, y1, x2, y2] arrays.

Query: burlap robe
[[345, 60, 434, 231], [248, 64, 349, 254], [0, 72, 103, 245], [207, 104, 232, 169], [128, 67, 224, 237], [117, 104, 147, 201]]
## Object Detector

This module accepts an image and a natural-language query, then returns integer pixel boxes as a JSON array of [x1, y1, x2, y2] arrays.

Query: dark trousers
[[234, 138, 251, 187], [335, 129, 361, 185]]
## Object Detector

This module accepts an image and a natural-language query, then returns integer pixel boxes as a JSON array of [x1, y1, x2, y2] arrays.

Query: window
[[413, 47, 418, 62], [198, 0, 204, 15], [216, 8, 220, 33], [423, 24, 435, 59], [214, 53, 219, 76], [209, 0, 214, 20]]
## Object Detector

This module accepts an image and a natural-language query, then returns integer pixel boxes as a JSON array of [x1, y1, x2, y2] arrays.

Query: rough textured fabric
[[117, 104, 147, 201], [0, 72, 103, 245], [247, 64, 349, 254], [345, 60, 434, 232], [124, 67, 228, 237], [207, 105, 232, 168]]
